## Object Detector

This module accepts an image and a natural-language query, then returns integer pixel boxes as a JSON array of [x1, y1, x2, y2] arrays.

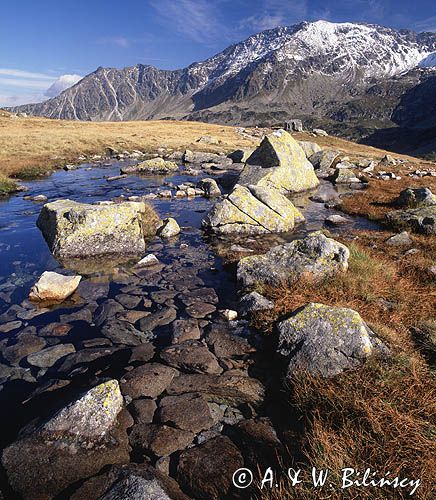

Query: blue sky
[[1, 0, 435, 106]]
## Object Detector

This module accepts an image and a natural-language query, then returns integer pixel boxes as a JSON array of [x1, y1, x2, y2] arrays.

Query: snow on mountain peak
[[193, 20, 435, 86]]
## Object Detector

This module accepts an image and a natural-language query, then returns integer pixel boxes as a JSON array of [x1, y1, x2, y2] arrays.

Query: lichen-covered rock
[[277, 303, 389, 377], [37, 199, 158, 258], [396, 187, 436, 208], [386, 206, 436, 235], [238, 231, 349, 290], [298, 140, 322, 158], [385, 231, 412, 246], [1, 380, 130, 500], [158, 217, 180, 238], [239, 130, 319, 193], [202, 184, 304, 235], [120, 157, 178, 174]]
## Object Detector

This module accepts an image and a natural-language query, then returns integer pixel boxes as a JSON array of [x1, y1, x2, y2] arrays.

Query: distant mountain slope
[[7, 21, 436, 155]]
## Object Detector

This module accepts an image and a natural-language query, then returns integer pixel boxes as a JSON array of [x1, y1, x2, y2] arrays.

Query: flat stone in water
[[158, 393, 216, 434], [115, 294, 142, 309], [3, 333, 47, 366], [101, 320, 153, 346], [129, 399, 157, 424], [129, 423, 194, 457], [0, 320, 22, 333], [139, 307, 177, 332], [94, 299, 125, 327], [26, 343, 76, 368], [59, 307, 93, 324], [185, 302, 216, 319], [39, 322, 73, 337], [120, 362, 178, 399], [171, 319, 201, 344], [160, 340, 222, 374]]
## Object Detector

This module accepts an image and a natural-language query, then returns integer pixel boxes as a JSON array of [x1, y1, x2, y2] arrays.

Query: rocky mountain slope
[[8, 21, 436, 154]]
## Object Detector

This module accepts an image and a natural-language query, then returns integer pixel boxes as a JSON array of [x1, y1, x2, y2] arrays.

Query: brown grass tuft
[[253, 240, 435, 499]]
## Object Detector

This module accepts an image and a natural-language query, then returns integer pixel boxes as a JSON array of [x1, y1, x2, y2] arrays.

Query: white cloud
[[239, 0, 308, 32], [0, 69, 83, 107], [44, 74, 82, 98], [149, 0, 232, 45], [97, 36, 130, 48], [414, 15, 436, 33], [0, 68, 55, 80]]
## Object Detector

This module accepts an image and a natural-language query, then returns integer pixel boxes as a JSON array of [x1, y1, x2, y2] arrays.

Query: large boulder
[[386, 206, 436, 235], [29, 271, 81, 302], [2, 380, 130, 500], [238, 130, 319, 193], [202, 184, 304, 235], [121, 157, 178, 174], [37, 200, 158, 258], [277, 303, 389, 377], [396, 187, 436, 208], [237, 231, 349, 290]]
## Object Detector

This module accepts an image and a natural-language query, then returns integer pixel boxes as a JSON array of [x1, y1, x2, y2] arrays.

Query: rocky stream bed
[[0, 133, 410, 500]]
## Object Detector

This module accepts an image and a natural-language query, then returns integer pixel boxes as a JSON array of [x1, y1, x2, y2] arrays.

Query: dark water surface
[[0, 160, 379, 450]]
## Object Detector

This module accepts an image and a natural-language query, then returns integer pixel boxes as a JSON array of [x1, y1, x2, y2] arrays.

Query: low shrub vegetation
[[254, 240, 435, 499]]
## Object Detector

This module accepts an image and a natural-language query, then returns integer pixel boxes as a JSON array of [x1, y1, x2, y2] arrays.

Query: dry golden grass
[[253, 240, 436, 499], [340, 175, 436, 221], [294, 131, 436, 165], [0, 114, 256, 179]]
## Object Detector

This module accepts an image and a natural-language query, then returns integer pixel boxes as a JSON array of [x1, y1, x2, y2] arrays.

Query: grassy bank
[[254, 238, 436, 499], [0, 112, 256, 183]]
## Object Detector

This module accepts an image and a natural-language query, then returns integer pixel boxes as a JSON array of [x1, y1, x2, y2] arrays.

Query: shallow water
[[0, 160, 380, 449]]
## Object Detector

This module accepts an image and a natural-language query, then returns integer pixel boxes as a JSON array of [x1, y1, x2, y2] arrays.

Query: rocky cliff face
[[8, 21, 436, 153]]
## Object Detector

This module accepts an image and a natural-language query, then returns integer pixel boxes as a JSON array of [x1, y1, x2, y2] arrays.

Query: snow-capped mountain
[[8, 20, 436, 150]]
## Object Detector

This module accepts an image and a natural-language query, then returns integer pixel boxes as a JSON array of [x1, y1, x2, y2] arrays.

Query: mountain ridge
[[6, 20, 436, 155]]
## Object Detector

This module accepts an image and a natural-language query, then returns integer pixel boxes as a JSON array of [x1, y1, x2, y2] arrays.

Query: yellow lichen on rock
[[37, 199, 159, 258], [239, 129, 320, 193]]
